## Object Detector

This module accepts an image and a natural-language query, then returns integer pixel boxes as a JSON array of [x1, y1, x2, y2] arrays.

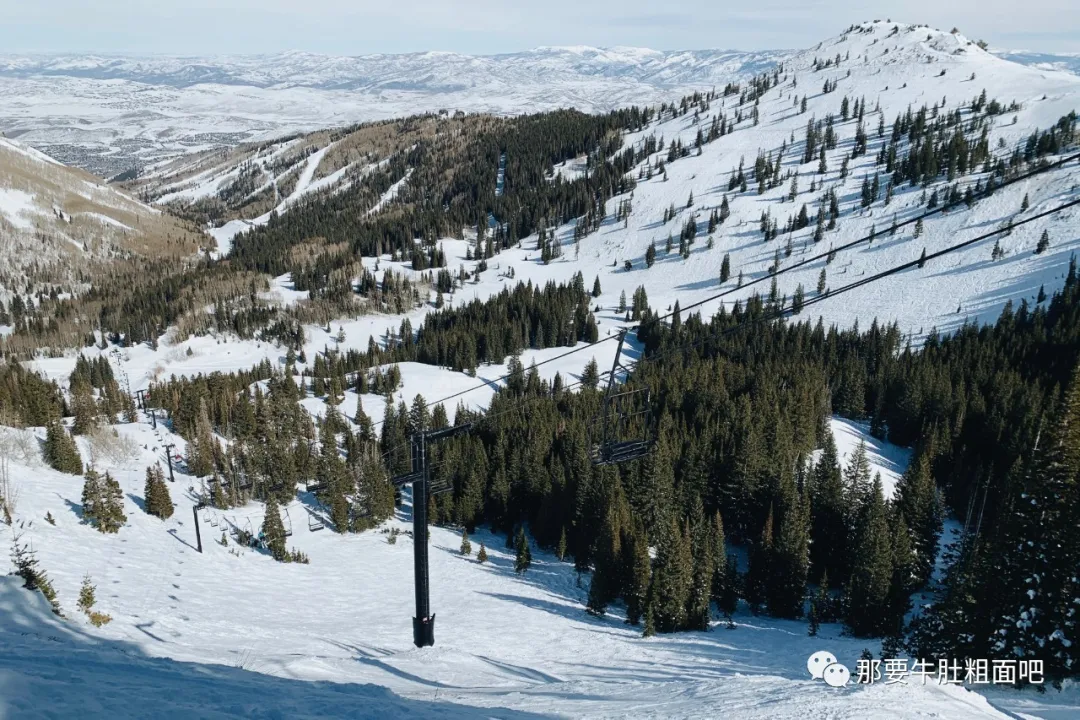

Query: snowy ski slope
[[4, 21, 1080, 719], [4, 417, 1075, 718]]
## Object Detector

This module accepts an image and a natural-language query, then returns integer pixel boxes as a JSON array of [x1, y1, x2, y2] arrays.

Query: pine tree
[[81, 468, 102, 528], [1021, 193, 1030, 211], [844, 475, 893, 637], [634, 426, 675, 537], [817, 267, 827, 295], [187, 398, 217, 477], [44, 420, 82, 475], [843, 440, 873, 516], [720, 254, 731, 284], [746, 505, 774, 614], [813, 571, 837, 623], [993, 365, 1080, 678], [262, 497, 288, 562], [514, 526, 532, 574], [97, 472, 126, 534], [581, 359, 600, 389], [11, 539, 61, 615], [586, 563, 610, 617], [330, 489, 349, 532], [770, 484, 810, 618], [144, 464, 174, 519], [652, 517, 692, 632], [709, 511, 729, 610], [913, 218, 923, 238], [1035, 229, 1050, 254], [460, 529, 472, 556], [810, 433, 847, 583], [477, 543, 488, 563], [78, 574, 96, 614], [886, 511, 916, 634], [618, 290, 627, 313], [642, 583, 657, 637], [645, 242, 656, 268], [686, 502, 714, 630], [625, 522, 651, 625], [556, 527, 568, 560], [991, 239, 1003, 260], [893, 450, 942, 584], [70, 380, 99, 436]]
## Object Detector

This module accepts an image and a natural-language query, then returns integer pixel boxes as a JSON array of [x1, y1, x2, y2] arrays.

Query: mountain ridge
[[0, 46, 785, 89]]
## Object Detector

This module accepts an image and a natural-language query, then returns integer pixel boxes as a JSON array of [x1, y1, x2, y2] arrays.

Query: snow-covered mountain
[[159, 20, 1080, 348], [0, 47, 783, 178], [0, 135, 203, 295], [4, 21, 1080, 718]]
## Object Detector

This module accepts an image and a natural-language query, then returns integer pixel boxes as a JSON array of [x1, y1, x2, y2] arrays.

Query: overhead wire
[[375, 192, 1080, 462], [369, 149, 1080, 436]]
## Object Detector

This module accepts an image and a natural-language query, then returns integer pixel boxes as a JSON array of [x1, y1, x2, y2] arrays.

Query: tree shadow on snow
[[62, 496, 84, 521], [0, 578, 554, 719], [126, 493, 146, 513]]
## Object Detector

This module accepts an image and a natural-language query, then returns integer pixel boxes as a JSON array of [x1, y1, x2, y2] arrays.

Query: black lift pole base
[[413, 614, 436, 648]]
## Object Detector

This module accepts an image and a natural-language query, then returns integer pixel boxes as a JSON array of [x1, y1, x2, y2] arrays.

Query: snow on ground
[[303, 162, 352, 196], [0, 187, 40, 230], [0, 580, 527, 720], [188, 21, 1080, 376], [206, 219, 252, 258], [552, 155, 588, 183], [137, 22, 1080, 373], [258, 273, 311, 307], [288, 142, 334, 202], [2, 417, 1070, 719], [0, 135, 64, 166], [0, 47, 782, 176], [202, 143, 360, 258], [829, 417, 912, 499], [80, 211, 132, 230], [6, 24, 1080, 718], [367, 168, 412, 216]]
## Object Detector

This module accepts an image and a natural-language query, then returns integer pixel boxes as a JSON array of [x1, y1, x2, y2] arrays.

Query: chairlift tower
[[391, 422, 471, 648]]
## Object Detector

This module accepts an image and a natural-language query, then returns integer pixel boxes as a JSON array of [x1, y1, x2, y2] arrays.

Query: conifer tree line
[[297, 274, 600, 378], [6, 256, 1079, 676], [228, 108, 645, 284], [0, 49, 1077, 679], [2, 61, 1073, 362]]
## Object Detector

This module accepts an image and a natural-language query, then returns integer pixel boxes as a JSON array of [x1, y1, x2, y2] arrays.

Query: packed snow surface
[[0, 187, 40, 230], [4, 23, 1080, 717], [3, 418, 1074, 718]]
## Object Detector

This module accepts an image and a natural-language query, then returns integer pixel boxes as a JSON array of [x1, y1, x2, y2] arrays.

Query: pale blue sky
[[2, 0, 1077, 55]]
